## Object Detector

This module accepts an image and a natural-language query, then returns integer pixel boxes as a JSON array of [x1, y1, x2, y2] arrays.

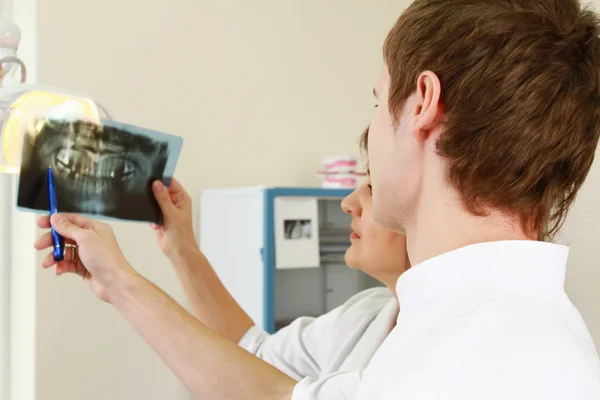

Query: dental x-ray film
[[16, 117, 183, 224]]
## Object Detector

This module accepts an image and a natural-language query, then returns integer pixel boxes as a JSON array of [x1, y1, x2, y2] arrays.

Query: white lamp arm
[[0, 19, 26, 86]]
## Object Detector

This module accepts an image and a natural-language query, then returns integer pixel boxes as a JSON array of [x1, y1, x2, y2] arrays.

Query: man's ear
[[412, 71, 443, 141]]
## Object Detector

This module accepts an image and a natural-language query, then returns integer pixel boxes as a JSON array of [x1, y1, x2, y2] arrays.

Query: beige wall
[[25, 0, 600, 399], [34, 1, 405, 399]]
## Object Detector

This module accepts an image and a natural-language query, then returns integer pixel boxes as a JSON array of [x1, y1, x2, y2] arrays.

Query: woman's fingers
[[37, 215, 50, 229], [37, 213, 95, 230], [34, 232, 76, 251], [41, 251, 58, 269], [34, 231, 51, 250], [55, 263, 74, 276], [55, 261, 86, 278], [152, 181, 176, 215], [41, 252, 76, 269], [166, 177, 185, 195], [47, 255, 83, 277]]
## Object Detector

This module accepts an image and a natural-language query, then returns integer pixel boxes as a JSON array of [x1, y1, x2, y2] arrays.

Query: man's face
[[368, 65, 423, 234]]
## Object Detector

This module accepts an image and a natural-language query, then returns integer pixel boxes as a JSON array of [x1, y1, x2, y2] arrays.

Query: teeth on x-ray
[[16, 116, 180, 223], [54, 147, 136, 182]]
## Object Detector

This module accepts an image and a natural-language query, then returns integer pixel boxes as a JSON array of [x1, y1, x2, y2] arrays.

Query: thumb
[[152, 181, 175, 214], [50, 214, 84, 241]]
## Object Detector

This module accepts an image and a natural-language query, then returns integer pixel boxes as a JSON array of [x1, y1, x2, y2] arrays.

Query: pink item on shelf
[[318, 155, 367, 188], [323, 155, 358, 173], [322, 173, 358, 188]]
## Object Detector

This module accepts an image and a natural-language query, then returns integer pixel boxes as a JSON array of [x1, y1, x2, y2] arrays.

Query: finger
[[50, 214, 88, 242], [152, 180, 175, 213], [34, 231, 53, 250], [166, 177, 187, 196], [39, 213, 94, 230], [41, 250, 76, 269], [58, 213, 95, 230], [41, 251, 57, 269], [56, 262, 85, 278], [41, 249, 77, 269], [34, 232, 76, 251], [55, 263, 74, 276], [167, 178, 190, 206], [37, 215, 50, 229]]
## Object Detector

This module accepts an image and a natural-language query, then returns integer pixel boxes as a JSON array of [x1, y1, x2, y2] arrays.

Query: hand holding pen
[[35, 177, 140, 302], [48, 166, 78, 263]]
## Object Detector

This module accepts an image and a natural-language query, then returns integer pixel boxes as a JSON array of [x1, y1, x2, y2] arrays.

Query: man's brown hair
[[384, 0, 600, 240]]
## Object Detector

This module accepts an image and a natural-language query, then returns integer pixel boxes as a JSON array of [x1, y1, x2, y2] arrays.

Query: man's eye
[[368, 184, 372, 191]]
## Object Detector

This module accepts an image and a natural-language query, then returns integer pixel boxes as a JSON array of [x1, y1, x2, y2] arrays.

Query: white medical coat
[[354, 240, 600, 400], [238, 287, 398, 399]]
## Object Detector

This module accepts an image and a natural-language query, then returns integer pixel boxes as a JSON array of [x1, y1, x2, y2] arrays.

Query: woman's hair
[[360, 126, 369, 171]]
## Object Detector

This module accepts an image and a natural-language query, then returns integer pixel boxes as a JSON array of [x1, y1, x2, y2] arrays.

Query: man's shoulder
[[456, 290, 600, 397], [476, 286, 597, 349], [355, 286, 600, 399]]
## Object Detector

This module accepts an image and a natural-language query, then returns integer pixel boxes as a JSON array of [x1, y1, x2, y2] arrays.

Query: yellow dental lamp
[[0, 20, 110, 174]]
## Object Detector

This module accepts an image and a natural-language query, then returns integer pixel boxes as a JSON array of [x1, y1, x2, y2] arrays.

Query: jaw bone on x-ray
[[16, 116, 183, 224]]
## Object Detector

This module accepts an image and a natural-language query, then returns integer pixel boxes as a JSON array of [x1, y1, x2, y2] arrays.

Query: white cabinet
[[198, 186, 382, 333]]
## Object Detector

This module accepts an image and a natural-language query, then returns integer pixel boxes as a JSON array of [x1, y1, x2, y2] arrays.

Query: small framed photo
[[283, 219, 313, 240], [274, 197, 320, 269]]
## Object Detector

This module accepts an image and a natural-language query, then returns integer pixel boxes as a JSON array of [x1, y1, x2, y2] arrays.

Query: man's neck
[[405, 189, 533, 267]]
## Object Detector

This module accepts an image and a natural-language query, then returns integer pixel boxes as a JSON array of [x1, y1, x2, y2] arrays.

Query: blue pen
[[48, 166, 65, 262]]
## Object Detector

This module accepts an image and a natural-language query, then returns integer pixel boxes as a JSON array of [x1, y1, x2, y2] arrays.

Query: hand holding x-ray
[[150, 178, 196, 259]]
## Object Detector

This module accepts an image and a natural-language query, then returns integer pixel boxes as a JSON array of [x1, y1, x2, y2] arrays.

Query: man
[[34, 0, 600, 399], [355, 0, 600, 399]]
